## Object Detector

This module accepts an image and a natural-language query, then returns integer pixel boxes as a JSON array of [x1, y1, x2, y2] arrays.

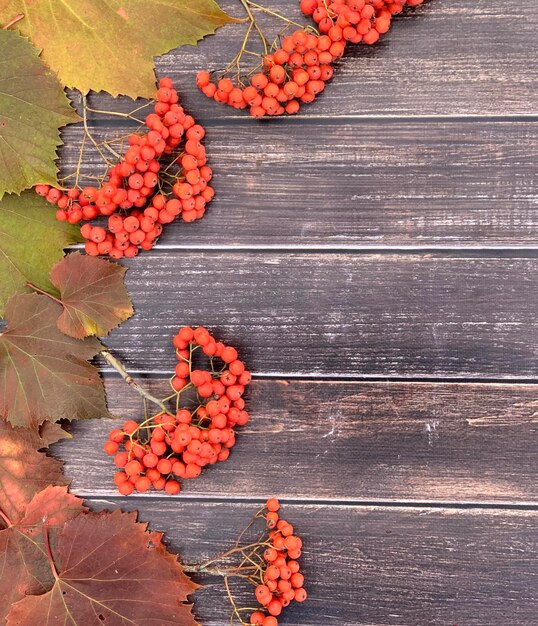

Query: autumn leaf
[[0, 293, 110, 432], [0, 192, 83, 317], [49, 252, 134, 339], [7, 510, 200, 626], [0, 29, 79, 198], [0, 421, 67, 524], [0, 485, 85, 622], [5, 0, 235, 98]]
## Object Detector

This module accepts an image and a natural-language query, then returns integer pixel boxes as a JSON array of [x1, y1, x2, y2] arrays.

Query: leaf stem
[[0, 507, 12, 528], [3, 14, 24, 29], [43, 526, 59, 579], [26, 282, 62, 305], [100, 349, 169, 414]]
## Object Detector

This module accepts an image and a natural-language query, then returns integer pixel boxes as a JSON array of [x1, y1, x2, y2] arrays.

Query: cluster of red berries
[[104, 327, 251, 495], [301, 0, 424, 44], [197, 0, 424, 117], [35, 78, 214, 258], [249, 499, 307, 625]]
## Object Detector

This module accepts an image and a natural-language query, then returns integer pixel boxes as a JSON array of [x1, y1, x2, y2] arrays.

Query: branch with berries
[[197, 0, 426, 117], [183, 498, 307, 626], [35, 78, 214, 259], [103, 326, 252, 496]]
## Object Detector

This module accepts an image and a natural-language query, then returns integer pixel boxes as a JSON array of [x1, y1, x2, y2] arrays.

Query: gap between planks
[[81, 494, 538, 511]]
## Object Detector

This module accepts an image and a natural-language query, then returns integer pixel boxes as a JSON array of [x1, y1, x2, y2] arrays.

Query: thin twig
[[101, 349, 169, 414], [81, 94, 120, 162]]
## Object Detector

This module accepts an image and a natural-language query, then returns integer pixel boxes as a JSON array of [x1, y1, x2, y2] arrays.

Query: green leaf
[[4, 0, 236, 98], [0, 293, 110, 432], [0, 192, 83, 317], [0, 29, 79, 198], [50, 253, 134, 339]]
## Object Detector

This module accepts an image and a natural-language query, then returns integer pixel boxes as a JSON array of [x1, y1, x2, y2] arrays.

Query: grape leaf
[[0, 293, 110, 432], [0, 485, 85, 623], [0, 421, 67, 526], [0, 192, 83, 317], [7, 510, 200, 626], [0, 29, 79, 198], [5, 0, 235, 98], [50, 252, 134, 339]]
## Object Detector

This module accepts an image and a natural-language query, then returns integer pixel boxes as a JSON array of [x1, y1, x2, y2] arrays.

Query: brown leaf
[[0, 485, 85, 622], [14, 421, 71, 450], [0, 421, 67, 525], [0, 293, 110, 431], [50, 252, 134, 339], [7, 510, 199, 626]]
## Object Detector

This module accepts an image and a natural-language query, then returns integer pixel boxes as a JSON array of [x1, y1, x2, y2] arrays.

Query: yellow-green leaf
[[0, 29, 79, 198], [0, 192, 83, 318], [5, 0, 236, 98]]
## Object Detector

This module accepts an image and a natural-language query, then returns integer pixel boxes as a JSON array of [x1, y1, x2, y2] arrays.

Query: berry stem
[[80, 94, 120, 163], [245, 0, 314, 30], [3, 14, 24, 29], [238, 0, 268, 55], [101, 349, 169, 414], [82, 104, 146, 125]]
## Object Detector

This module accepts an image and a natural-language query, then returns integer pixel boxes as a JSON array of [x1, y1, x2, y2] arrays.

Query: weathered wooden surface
[[85, 0, 538, 118], [61, 121, 538, 247], [50, 1, 538, 624], [86, 500, 538, 626], [96, 253, 538, 379], [56, 379, 538, 503]]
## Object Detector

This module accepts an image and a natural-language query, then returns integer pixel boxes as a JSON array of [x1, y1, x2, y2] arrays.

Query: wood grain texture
[[55, 379, 538, 503], [94, 253, 538, 378], [60, 121, 538, 247], [86, 500, 538, 626], [82, 0, 538, 118]]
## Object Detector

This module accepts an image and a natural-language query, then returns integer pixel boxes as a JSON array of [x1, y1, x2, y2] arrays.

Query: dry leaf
[[0, 293, 109, 432], [50, 253, 134, 338], [7, 510, 199, 626]]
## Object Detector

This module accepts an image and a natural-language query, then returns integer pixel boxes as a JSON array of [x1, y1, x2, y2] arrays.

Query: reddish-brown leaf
[[7, 510, 200, 626], [0, 292, 110, 431], [14, 421, 71, 449], [50, 253, 134, 339], [0, 420, 66, 525], [0, 485, 85, 622]]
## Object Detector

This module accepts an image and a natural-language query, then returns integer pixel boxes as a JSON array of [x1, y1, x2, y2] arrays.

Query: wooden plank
[[60, 121, 538, 247], [95, 253, 537, 378], [81, 0, 538, 119], [85, 500, 538, 625], [55, 379, 538, 503]]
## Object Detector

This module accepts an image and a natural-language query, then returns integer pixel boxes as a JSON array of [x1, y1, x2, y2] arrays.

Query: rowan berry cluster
[[104, 326, 251, 495], [249, 499, 307, 625], [196, 0, 424, 117], [35, 77, 214, 258]]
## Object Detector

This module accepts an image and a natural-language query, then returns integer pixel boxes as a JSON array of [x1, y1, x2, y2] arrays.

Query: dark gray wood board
[[55, 379, 538, 503], [60, 121, 538, 247], [37, 0, 538, 623], [86, 500, 538, 626], [96, 253, 538, 379], [84, 0, 538, 118]]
